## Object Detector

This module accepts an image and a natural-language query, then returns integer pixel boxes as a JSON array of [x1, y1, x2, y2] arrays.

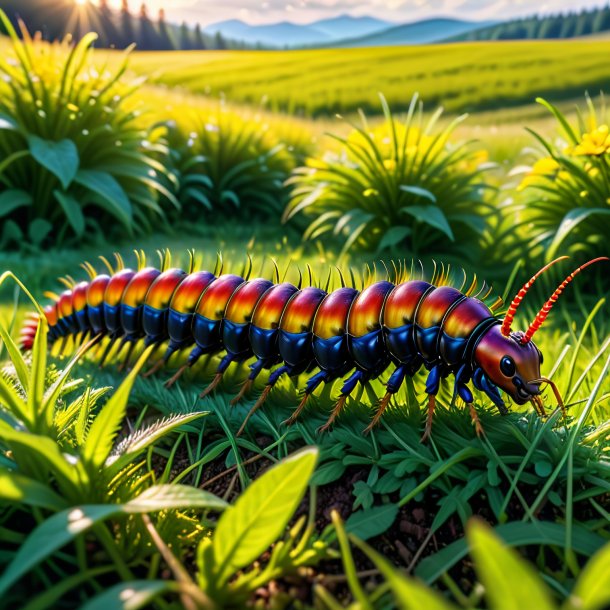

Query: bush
[[157, 99, 299, 220], [283, 93, 494, 259], [516, 95, 610, 262], [0, 12, 175, 248]]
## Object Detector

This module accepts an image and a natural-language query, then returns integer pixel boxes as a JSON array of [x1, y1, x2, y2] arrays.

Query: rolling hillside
[[125, 39, 610, 117]]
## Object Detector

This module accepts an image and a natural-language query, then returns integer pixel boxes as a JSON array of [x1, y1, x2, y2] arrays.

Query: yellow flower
[[571, 124, 610, 156], [518, 157, 559, 191], [383, 159, 396, 171]]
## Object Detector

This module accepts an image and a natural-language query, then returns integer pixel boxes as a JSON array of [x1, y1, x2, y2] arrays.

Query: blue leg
[[421, 364, 443, 442], [283, 369, 331, 426], [473, 367, 508, 415], [200, 353, 236, 398], [364, 364, 408, 434], [318, 369, 369, 433], [230, 358, 268, 406]]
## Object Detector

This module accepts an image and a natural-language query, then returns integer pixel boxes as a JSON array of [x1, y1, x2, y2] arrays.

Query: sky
[[105, 0, 609, 26]]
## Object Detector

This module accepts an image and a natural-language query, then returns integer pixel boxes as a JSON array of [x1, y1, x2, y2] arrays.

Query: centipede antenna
[[115, 252, 125, 271], [336, 265, 346, 288], [99, 255, 114, 275], [271, 258, 280, 284]]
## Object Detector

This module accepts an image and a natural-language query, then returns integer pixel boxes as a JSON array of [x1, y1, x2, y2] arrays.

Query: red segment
[[121, 267, 161, 308], [383, 280, 431, 329], [87, 274, 110, 308], [196, 274, 244, 321], [57, 290, 73, 319], [170, 271, 215, 314], [313, 287, 358, 340], [104, 269, 136, 307], [281, 287, 327, 334], [415, 286, 464, 329], [72, 281, 89, 313], [225, 278, 274, 325], [252, 282, 297, 330], [443, 298, 492, 340], [44, 304, 58, 327], [347, 281, 394, 337], [145, 268, 187, 311]]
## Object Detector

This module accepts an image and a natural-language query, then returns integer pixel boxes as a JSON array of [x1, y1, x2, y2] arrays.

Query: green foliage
[[284, 94, 492, 258], [514, 95, 610, 262], [160, 103, 297, 219], [0, 12, 176, 248]]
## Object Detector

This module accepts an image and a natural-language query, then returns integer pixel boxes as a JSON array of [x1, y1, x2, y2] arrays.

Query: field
[[125, 40, 610, 116], [2, 16, 610, 610]]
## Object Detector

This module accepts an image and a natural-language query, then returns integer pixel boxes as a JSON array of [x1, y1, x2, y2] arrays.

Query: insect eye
[[500, 356, 516, 377]]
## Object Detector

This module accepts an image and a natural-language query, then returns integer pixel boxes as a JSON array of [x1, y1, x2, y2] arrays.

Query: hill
[[204, 15, 392, 47], [332, 17, 495, 47], [124, 39, 610, 117]]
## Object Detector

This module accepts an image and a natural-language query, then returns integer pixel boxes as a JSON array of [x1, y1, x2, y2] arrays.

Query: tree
[[194, 22, 206, 49], [214, 31, 226, 50], [592, 5, 610, 32], [98, 0, 119, 48], [179, 21, 192, 50], [120, 0, 135, 48], [157, 8, 174, 50], [138, 3, 157, 50]]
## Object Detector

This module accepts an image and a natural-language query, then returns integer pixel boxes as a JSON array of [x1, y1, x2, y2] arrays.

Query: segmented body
[[20, 259, 510, 432]]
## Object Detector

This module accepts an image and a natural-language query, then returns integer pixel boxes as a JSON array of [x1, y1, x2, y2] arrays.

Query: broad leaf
[[54, 190, 85, 236], [569, 540, 610, 610], [0, 484, 226, 596], [547, 208, 610, 260], [75, 170, 132, 228], [468, 520, 555, 610], [80, 581, 173, 610], [400, 185, 437, 203], [0, 470, 67, 511], [346, 503, 399, 540], [213, 447, 318, 584], [401, 205, 455, 241], [82, 347, 154, 470], [0, 190, 32, 218], [28, 136, 79, 189], [377, 226, 411, 252], [27, 219, 53, 246]]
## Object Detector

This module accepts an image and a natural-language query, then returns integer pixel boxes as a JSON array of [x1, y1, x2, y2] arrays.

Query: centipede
[[18, 250, 607, 439]]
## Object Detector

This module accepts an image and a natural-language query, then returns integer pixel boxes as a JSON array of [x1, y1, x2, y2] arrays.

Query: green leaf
[[377, 226, 411, 252], [401, 205, 455, 241], [346, 503, 399, 540], [416, 521, 606, 584], [468, 520, 555, 610], [80, 581, 173, 610], [0, 190, 32, 218], [28, 136, 79, 189], [27, 219, 53, 246], [310, 460, 346, 486], [54, 190, 85, 236], [82, 347, 154, 470], [75, 170, 133, 228], [400, 185, 437, 203], [213, 447, 318, 584], [0, 484, 226, 596], [569, 540, 610, 610], [547, 208, 610, 261], [352, 537, 457, 610], [0, 114, 18, 131], [0, 470, 67, 511]]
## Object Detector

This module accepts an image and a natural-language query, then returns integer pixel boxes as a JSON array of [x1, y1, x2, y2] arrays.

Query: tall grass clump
[[0, 12, 176, 248], [283, 93, 494, 258], [158, 99, 299, 220], [516, 95, 610, 262]]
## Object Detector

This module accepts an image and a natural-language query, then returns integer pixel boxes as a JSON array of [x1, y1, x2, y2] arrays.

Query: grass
[[119, 40, 610, 117]]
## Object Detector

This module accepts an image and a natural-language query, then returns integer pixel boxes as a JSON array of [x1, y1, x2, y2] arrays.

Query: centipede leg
[[468, 403, 484, 437], [165, 363, 190, 388], [283, 369, 329, 426], [230, 358, 267, 406], [142, 356, 167, 379], [364, 391, 392, 434], [364, 365, 407, 434], [318, 394, 348, 433]]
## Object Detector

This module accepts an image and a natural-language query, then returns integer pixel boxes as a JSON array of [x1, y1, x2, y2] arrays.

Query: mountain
[[309, 15, 392, 39], [204, 15, 392, 47], [332, 17, 496, 47]]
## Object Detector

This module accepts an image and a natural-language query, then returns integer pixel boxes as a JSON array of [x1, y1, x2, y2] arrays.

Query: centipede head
[[475, 256, 608, 405]]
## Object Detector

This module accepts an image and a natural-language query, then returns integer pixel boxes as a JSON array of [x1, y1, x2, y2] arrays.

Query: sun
[[74, 0, 88, 5]]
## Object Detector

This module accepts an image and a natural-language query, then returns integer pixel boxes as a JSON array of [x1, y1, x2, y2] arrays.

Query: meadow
[[1, 14, 610, 610]]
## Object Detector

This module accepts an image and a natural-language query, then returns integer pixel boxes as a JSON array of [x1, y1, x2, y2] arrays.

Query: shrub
[[283, 93, 494, 259], [0, 12, 176, 248], [516, 95, 610, 261], [157, 98, 299, 220]]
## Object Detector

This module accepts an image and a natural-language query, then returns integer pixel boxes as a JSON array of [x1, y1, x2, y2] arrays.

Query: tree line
[[453, 5, 610, 41], [1, 0, 246, 50]]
